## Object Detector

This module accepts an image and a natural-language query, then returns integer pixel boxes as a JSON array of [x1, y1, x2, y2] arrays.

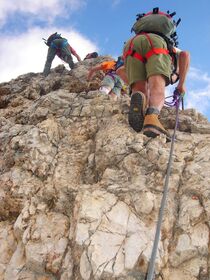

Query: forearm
[[69, 45, 81, 61], [87, 66, 102, 80], [88, 69, 95, 80], [116, 66, 128, 84], [75, 54, 82, 62], [177, 51, 190, 91]]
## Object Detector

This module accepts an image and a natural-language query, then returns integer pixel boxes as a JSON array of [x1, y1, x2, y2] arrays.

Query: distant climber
[[123, 7, 190, 138], [87, 57, 128, 100], [43, 32, 81, 77], [84, 52, 99, 60]]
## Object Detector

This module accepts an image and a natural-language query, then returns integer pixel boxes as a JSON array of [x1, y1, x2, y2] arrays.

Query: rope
[[146, 91, 183, 280], [164, 89, 184, 110], [164, 89, 181, 107]]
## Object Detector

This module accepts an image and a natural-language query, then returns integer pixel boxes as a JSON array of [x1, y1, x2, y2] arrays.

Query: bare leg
[[115, 66, 128, 84], [131, 80, 147, 95], [147, 75, 166, 111], [143, 75, 170, 140], [131, 80, 150, 106]]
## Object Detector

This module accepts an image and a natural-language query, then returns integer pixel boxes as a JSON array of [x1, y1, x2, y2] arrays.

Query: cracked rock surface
[[0, 57, 210, 280]]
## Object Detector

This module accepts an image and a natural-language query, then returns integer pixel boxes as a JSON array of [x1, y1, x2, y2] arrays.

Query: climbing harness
[[106, 71, 117, 81], [146, 89, 184, 280], [123, 32, 169, 64], [123, 33, 179, 85]]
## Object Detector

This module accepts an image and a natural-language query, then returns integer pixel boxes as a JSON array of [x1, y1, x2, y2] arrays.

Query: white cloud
[[165, 67, 210, 119], [0, 0, 86, 25], [185, 67, 210, 117], [188, 66, 210, 83], [0, 27, 98, 83], [186, 89, 210, 115], [0, 1, 13, 25]]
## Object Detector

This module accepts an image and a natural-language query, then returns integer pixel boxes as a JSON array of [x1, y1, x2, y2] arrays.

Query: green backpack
[[131, 7, 181, 46]]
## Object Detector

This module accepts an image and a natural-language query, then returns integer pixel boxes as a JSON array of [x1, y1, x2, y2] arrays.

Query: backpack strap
[[123, 33, 169, 63]]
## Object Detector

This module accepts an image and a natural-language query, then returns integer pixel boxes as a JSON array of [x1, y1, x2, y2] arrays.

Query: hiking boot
[[128, 92, 146, 132], [143, 113, 171, 141]]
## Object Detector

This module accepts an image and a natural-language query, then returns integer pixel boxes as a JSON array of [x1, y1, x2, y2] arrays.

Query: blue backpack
[[43, 32, 69, 53], [43, 32, 62, 47]]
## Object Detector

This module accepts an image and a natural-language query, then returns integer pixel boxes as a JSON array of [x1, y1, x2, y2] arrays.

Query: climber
[[84, 52, 99, 60], [43, 32, 82, 77], [123, 8, 190, 138], [87, 57, 128, 100]]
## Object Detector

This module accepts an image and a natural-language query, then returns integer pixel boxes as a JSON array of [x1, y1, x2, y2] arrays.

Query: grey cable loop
[[146, 95, 182, 280]]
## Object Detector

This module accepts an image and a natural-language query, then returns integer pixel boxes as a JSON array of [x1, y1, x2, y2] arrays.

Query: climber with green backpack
[[123, 7, 190, 139], [43, 32, 82, 77]]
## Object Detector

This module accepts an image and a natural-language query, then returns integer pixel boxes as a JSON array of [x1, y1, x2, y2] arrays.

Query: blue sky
[[0, 0, 210, 120]]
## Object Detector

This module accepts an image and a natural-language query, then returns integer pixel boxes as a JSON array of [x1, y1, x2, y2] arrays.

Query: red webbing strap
[[132, 52, 145, 63], [123, 35, 138, 60], [142, 32, 169, 60], [123, 33, 169, 63], [123, 49, 133, 59], [145, 48, 169, 60]]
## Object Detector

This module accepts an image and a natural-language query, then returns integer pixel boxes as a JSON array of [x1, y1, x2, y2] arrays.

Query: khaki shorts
[[124, 33, 172, 86]]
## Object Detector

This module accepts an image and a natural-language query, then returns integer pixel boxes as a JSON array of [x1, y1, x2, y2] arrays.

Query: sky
[[0, 0, 210, 120]]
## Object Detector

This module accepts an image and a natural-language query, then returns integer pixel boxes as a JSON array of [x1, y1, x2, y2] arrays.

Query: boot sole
[[128, 92, 145, 132]]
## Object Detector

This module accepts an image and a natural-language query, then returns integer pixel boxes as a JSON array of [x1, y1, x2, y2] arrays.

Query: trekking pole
[[146, 90, 183, 280]]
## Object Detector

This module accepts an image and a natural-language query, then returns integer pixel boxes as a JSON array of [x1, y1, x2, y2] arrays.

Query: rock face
[[0, 57, 210, 280]]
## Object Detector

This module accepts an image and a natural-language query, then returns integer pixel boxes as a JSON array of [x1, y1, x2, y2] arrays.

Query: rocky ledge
[[0, 57, 210, 280]]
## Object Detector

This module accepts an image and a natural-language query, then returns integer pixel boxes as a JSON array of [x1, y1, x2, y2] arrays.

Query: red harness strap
[[123, 34, 145, 63], [123, 33, 169, 63]]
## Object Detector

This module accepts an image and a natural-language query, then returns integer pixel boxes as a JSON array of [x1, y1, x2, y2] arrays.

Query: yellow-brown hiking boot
[[128, 92, 146, 132], [143, 112, 171, 141]]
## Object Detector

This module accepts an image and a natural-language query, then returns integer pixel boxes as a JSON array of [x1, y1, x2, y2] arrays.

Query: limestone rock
[[0, 56, 210, 280]]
